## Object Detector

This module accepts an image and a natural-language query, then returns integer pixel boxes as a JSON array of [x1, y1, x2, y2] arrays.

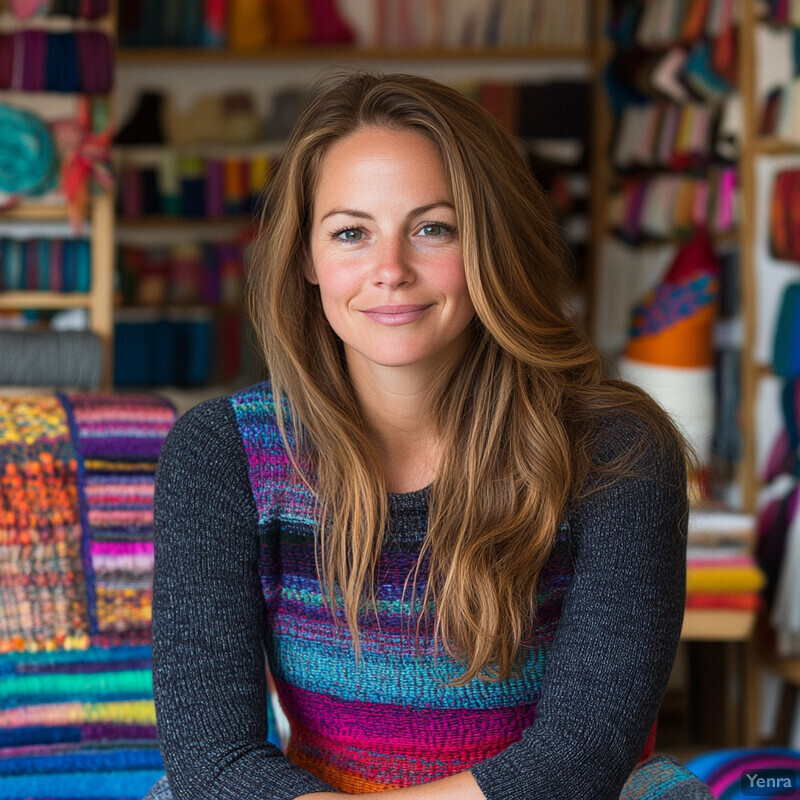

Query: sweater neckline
[[385, 484, 430, 543]]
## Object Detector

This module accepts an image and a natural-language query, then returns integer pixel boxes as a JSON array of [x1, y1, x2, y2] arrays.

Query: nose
[[370, 235, 415, 288]]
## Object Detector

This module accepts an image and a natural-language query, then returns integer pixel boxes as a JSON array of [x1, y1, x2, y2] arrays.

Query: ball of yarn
[[0, 104, 58, 196]]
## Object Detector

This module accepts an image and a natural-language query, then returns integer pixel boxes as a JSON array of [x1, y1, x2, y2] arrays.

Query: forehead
[[313, 126, 451, 210]]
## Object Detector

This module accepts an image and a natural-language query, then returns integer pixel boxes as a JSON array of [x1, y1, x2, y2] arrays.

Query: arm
[[151, 397, 336, 800], [309, 413, 688, 800], [469, 413, 688, 800]]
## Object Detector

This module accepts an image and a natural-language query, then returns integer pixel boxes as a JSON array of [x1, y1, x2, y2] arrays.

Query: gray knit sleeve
[[471, 412, 689, 800], [151, 397, 335, 800]]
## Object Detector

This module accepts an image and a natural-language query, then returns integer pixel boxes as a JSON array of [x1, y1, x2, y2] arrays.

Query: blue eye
[[334, 228, 362, 241], [418, 222, 454, 237]]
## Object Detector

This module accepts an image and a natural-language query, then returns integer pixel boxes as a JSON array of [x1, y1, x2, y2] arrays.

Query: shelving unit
[[588, 0, 780, 747], [0, 4, 117, 389], [738, 0, 800, 711], [117, 44, 591, 62]]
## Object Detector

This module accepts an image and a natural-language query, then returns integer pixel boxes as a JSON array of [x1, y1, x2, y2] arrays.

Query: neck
[[345, 360, 450, 494]]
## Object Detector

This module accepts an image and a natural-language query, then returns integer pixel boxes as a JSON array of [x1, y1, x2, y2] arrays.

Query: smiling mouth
[[361, 305, 432, 325]]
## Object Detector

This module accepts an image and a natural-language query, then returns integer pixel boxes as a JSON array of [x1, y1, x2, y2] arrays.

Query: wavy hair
[[248, 70, 686, 685]]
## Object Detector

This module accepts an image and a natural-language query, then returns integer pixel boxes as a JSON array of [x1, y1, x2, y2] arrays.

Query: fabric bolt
[[80, 0, 110, 19], [49, 238, 63, 292], [271, 0, 311, 45], [307, 0, 355, 44], [25, 239, 39, 291], [76, 31, 112, 94], [21, 29, 46, 92], [228, 0, 271, 51], [202, 0, 227, 47], [773, 284, 800, 377], [46, 33, 79, 92], [782, 377, 800, 451], [1, 240, 23, 289], [10, 31, 24, 91], [149, 383, 700, 800], [0, 34, 12, 89]]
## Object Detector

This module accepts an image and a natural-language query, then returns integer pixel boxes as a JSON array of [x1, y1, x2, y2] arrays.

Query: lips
[[361, 304, 432, 325]]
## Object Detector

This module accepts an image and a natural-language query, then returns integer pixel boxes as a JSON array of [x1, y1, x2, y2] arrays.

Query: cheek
[[437, 256, 472, 304], [312, 261, 363, 329], [314, 263, 359, 304]]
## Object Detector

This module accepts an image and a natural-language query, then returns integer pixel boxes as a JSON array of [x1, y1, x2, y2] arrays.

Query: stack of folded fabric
[[686, 510, 765, 637], [0, 393, 177, 799]]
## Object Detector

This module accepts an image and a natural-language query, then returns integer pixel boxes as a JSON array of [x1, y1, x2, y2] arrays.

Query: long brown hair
[[248, 70, 686, 685]]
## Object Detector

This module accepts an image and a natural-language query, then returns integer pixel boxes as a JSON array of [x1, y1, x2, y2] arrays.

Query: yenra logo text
[[745, 774, 793, 789]]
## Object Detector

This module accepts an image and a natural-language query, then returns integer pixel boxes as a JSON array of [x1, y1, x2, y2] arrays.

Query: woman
[[145, 72, 711, 800]]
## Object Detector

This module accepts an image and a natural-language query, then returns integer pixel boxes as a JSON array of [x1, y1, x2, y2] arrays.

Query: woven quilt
[[0, 393, 176, 800]]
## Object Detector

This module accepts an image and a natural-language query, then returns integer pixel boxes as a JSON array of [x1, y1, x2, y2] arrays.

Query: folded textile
[[686, 564, 766, 595], [685, 593, 762, 610]]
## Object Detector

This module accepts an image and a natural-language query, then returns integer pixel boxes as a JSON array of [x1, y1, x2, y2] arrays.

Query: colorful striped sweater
[[151, 382, 689, 800]]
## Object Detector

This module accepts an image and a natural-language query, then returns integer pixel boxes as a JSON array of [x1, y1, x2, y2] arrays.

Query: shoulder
[[567, 406, 689, 563], [585, 405, 687, 489], [161, 381, 275, 451], [157, 381, 277, 485]]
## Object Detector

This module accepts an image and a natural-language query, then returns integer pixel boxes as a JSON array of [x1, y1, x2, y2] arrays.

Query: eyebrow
[[319, 201, 455, 223]]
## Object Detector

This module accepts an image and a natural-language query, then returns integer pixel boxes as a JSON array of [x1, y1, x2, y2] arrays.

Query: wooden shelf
[[113, 142, 286, 156], [772, 656, 800, 685], [116, 215, 256, 229], [0, 292, 92, 310], [117, 44, 590, 64], [753, 138, 800, 156], [680, 609, 757, 642], [0, 204, 72, 222]]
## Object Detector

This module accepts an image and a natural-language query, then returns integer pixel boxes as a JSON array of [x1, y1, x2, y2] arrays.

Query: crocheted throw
[[0, 393, 176, 799]]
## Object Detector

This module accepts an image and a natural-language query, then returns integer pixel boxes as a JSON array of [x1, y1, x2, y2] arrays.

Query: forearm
[[296, 770, 485, 799], [153, 398, 335, 800]]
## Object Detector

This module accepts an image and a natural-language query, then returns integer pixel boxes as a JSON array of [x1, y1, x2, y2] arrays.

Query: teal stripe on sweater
[[267, 634, 547, 708]]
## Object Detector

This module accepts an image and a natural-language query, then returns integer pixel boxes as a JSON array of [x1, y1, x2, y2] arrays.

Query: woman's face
[[307, 126, 475, 379]]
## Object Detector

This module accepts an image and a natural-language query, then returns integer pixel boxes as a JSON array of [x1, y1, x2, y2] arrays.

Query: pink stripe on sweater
[[275, 678, 536, 752]]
